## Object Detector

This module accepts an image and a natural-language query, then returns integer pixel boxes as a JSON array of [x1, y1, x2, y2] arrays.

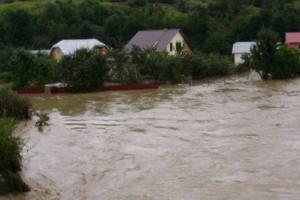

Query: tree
[[272, 46, 300, 79], [249, 29, 279, 80], [249, 29, 300, 80], [61, 49, 109, 92], [1, 9, 34, 47]]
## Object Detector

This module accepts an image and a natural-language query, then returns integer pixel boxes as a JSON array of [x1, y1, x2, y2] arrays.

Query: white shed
[[232, 42, 256, 65], [50, 39, 109, 61]]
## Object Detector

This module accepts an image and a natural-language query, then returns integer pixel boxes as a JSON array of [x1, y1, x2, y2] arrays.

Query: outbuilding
[[232, 42, 256, 65], [286, 32, 300, 49], [50, 39, 109, 61]]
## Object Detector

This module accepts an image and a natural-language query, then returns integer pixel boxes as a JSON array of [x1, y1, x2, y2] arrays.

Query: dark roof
[[124, 29, 181, 52]]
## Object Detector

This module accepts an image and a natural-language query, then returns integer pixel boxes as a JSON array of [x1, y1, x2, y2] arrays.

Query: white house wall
[[234, 53, 249, 65], [167, 32, 185, 55]]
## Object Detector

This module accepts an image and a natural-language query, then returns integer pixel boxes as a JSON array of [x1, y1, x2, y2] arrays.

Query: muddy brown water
[[2, 76, 300, 200]]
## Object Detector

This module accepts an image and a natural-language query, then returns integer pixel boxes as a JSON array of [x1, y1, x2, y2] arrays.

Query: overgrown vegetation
[[0, 47, 233, 91], [0, 48, 60, 88], [0, 0, 299, 54], [111, 48, 233, 84], [247, 30, 300, 80], [61, 49, 109, 92], [0, 89, 31, 194], [34, 111, 49, 132], [0, 88, 31, 119], [0, 0, 299, 89]]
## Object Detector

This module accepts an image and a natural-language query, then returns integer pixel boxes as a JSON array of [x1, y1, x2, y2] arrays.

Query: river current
[[2, 75, 300, 200]]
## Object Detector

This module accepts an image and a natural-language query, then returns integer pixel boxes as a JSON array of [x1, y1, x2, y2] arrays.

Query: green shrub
[[0, 118, 30, 193], [34, 111, 50, 132], [182, 52, 232, 80], [272, 46, 300, 79], [109, 50, 143, 84], [111, 48, 233, 84], [248, 29, 300, 80], [206, 54, 232, 77], [0, 89, 31, 120], [61, 49, 109, 92], [0, 48, 61, 87], [236, 54, 252, 73]]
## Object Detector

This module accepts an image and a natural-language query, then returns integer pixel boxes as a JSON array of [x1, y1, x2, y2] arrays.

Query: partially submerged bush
[[272, 46, 300, 79], [61, 49, 109, 92], [0, 48, 60, 87], [0, 89, 31, 120], [109, 51, 143, 84], [34, 111, 50, 132], [248, 29, 300, 80], [0, 118, 30, 193], [183, 52, 232, 79], [112, 48, 233, 84]]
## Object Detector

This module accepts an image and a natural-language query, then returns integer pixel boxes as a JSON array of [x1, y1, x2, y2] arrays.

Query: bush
[[0, 89, 31, 120], [249, 29, 280, 80], [110, 48, 233, 84], [272, 46, 300, 79], [130, 48, 188, 84], [0, 48, 61, 87], [61, 49, 109, 92], [182, 52, 232, 80], [0, 118, 30, 193], [109, 50, 142, 84]]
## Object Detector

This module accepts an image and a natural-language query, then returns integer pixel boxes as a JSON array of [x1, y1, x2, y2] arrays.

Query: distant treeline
[[0, 0, 299, 54]]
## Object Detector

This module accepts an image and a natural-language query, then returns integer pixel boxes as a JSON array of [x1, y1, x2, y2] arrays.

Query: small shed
[[232, 42, 256, 65], [286, 32, 300, 49], [50, 39, 108, 61]]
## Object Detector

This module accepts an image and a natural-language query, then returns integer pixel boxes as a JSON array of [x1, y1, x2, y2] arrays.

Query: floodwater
[[3, 75, 300, 200]]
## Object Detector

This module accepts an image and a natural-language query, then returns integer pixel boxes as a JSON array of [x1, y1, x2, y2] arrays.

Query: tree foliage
[[61, 49, 109, 92], [248, 29, 300, 79], [0, 48, 60, 87], [0, 0, 299, 54]]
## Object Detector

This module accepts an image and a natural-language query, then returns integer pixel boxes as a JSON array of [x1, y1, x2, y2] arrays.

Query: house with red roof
[[286, 32, 300, 49]]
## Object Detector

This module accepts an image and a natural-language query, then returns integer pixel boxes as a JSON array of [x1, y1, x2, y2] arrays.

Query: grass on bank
[[0, 89, 31, 194]]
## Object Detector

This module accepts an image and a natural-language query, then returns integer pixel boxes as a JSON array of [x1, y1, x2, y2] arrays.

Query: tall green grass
[[0, 89, 31, 193], [0, 118, 30, 193], [0, 88, 31, 120]]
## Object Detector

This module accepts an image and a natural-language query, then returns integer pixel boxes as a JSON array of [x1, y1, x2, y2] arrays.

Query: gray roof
[[51, 39, 107, 55], [124, 29, 181, 52], [232, 42, 256, 54]]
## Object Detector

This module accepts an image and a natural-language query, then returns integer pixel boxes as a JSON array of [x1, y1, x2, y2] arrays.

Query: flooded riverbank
[[2, 76, 300, 200]]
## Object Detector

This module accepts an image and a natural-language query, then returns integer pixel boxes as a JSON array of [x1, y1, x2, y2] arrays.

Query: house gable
[[166, 32, 191, 55]]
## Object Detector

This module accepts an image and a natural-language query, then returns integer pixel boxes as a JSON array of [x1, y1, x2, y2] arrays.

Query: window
[[170, 43, 173, 52], [176, 42, 182, 52]]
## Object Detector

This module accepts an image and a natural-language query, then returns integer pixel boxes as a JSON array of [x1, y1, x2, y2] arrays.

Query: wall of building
[[166, 33, 191, 55], [50, 48, 63, 61], [234, 53, 248, 65], [287, 43, 300, 50], [95, 46, 109, 56]]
